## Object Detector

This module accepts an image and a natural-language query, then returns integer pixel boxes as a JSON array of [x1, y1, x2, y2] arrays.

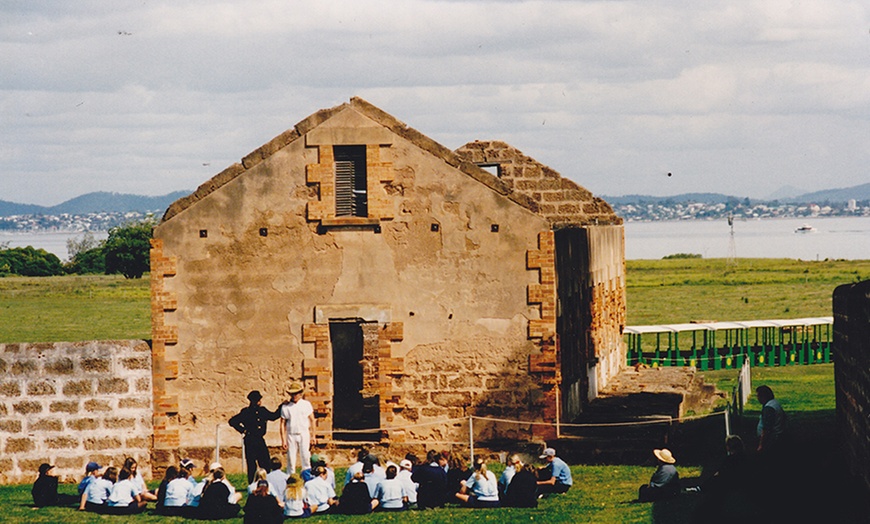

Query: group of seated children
[[33, 446, 573, 519]]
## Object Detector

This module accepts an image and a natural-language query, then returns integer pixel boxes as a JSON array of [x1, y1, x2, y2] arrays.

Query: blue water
[[2, 216, 868, 261], [625, 216, 870, 260]]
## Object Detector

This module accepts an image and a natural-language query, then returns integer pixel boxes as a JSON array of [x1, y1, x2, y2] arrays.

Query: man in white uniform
[[280, 381, 316, 473]]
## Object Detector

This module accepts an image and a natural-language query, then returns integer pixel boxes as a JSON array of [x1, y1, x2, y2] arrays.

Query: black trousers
[[244, 436, 271, 483]]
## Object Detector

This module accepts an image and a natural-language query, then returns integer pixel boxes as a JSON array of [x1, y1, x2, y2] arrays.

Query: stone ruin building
[[148, 97, 626, 469]]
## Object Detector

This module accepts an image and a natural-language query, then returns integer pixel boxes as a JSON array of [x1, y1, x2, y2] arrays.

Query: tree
[[0, 246, 65, 276], [65, 232, 105, 274], [103, 219, 155, 279]]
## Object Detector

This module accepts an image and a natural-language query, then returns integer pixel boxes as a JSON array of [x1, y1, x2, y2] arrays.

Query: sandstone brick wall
[[455, 141, 622, 227], [0, 340, 152, 484], [833, 280, 870, 504]]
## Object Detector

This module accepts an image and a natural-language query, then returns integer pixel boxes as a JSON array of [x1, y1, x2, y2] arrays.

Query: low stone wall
[[833, 280, 870, 506], [0, 340, 152, 484]]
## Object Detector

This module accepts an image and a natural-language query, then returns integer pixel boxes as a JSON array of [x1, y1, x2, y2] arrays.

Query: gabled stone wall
[[455, 140, 622, 227], [0, 340, 152, 484]]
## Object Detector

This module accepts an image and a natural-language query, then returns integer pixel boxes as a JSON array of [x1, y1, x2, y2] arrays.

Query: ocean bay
[[2, 216, 869, 261]]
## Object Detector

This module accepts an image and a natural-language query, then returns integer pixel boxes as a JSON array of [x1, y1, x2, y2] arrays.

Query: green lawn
[[0, 465, 701, 524], [626, 258, 870, 325]]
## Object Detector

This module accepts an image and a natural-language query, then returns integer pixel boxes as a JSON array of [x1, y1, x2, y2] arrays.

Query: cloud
[[1, 0, 868, 205]]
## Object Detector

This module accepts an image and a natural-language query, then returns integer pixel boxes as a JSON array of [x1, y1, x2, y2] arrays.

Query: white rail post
[[469, 416, 475, 465], [214, 424, 221, 464]]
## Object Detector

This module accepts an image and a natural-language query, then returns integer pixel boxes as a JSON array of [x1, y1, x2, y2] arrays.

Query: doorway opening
[[330, 320, 380, 440]]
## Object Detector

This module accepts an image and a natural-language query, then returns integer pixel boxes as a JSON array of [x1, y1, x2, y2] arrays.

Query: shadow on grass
[[649, 409, 865, 524]]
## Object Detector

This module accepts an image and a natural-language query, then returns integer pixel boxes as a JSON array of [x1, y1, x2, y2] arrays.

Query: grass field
[[0, 259, 864, 521], [626, 257, 870, 325], [0, 365, 856, 523], [2, 258, 867, 343]]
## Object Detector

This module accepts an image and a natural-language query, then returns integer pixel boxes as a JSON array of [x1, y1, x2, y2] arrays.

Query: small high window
[[477, 163, 501, 177], [334, 145, 368, 217]]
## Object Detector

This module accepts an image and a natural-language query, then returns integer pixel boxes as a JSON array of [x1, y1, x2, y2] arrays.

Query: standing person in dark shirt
[[229, 390, 280, 483]]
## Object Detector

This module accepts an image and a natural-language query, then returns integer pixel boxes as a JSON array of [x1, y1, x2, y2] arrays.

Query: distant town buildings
[[613, 199, 870, 222], [0, 199, 868, 232], [0, 211, 155, 232]]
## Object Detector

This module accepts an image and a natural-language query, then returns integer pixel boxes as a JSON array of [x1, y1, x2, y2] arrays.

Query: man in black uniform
[[229, 390, 280, 483]]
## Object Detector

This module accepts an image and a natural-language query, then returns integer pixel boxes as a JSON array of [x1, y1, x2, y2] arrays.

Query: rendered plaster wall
[[0, 340, 152, 484], [833, 280, 870, 506], [153, 106, 551, 453]]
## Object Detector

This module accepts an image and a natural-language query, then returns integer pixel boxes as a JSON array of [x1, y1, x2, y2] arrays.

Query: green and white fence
[[625, 317, 833, 370]]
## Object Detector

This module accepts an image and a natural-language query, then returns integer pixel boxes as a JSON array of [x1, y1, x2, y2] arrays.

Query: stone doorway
[[330, 320, 380, 440]]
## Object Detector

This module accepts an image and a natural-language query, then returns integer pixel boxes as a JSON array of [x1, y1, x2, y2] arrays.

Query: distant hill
[[786, 183, 870, 203], [0, 191, 190, 217], [602, 193, 739, 205], [604, 182, 870, 205]]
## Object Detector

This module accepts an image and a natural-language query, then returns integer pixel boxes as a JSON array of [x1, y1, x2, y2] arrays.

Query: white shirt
[[108, 478, 139, 507], [374, 477, 409, 509], [284, 486, 307, 517], [267, 470, 288, 500], [465, 470, 499, 501], [84, 477, 113, 505], [304, 476, 335, 513], [281, 399, 313, 434], [164, 478, 193, 507], [397, 469, 418, 503]]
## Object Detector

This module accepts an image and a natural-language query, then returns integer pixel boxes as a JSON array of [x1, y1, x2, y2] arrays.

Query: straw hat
[[653, 448, 676, 464], [286, 381, 304, 395]]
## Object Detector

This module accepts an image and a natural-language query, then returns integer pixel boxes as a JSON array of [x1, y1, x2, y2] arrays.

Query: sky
[[2, 1, 869, 206]]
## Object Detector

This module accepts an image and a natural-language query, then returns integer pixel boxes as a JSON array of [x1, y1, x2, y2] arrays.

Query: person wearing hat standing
[[639, 448, 681, 502], [229, 390, 281, 483], [536, 447, 573, 495], [279, 381, 316, 474]]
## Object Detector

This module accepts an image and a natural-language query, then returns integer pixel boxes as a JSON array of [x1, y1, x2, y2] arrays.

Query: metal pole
[[469, 416, 474, 465], [724, 405, 731, 437], [215, 424, 221, 464], [555, 383, 562, 439]]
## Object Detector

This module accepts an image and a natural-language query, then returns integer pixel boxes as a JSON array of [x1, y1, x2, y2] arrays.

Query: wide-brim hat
[[286, 381, 304, 395], [247, 390, 263, 403], [653, 448, 676, 464]]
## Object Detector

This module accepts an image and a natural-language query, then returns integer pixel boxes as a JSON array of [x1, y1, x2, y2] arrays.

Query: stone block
[[14, 400, 43, 414], [0, 458, 13, 471], [81, 358, 111, 373], [0, 404, 5, 415], [27, 380, 56, 396], [0, 358, 6, 373], [97, 378, 129, 394], [62, 379, 93, 396], [10, 360, 37, 375], [29, 418, 63, 432], [0, 381, 21, 397], [6, 438, 35, 453], [66, 418, 99, 431], [104, 417, 136, 429], [84, 437, 122, 451], [136, 377, 151, 392], [119, 398, 151, 409], [45, 358, 74, 374], [0, 419, 22, 433], [126, 436, 150, 449], [46, 436, 79, 449], [19, 458, 46, 474], [84, 399, 112, 412], [122, 357, 150, 370], [49, 400, 79, 414], [446, 374, 483, 389], [431, 392, 472, 407], [55, 456, 82, 469]]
